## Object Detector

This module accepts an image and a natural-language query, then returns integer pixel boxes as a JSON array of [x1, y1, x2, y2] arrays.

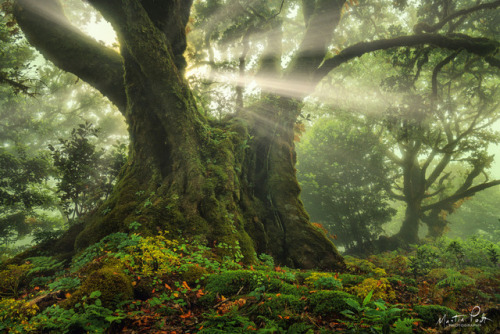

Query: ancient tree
[[11, 0, 500, 268]]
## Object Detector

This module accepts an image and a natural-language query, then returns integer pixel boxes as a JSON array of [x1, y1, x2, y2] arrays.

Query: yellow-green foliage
[[345, 257, 375, 273], [304, 272, 342, 290], [428, 268, 448, 281], [123, 232, 180, 276], [0, 263, 32, 297], [372, 267, 387, 278], [0, 298, 39, 333], [350, 277, 396, 302], [460, 267, 486, 280], [345, 257, 387, 278]]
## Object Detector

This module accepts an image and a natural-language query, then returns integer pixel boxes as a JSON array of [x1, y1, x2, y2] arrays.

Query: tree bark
[[13, 0, 344, 270]]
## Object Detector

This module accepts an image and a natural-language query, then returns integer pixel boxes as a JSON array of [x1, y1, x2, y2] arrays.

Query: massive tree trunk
[[12, 0, 344, 270], [12, 0, 499, 265]]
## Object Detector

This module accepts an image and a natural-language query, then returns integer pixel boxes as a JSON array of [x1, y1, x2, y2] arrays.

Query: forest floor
[[0, 228, 499, 333]]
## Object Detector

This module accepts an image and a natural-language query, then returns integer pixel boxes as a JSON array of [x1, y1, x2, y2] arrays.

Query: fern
[[393, 318, 416, 334]]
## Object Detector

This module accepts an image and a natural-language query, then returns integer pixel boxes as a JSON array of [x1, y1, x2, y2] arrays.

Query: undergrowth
[[0, 228, 498, 333]]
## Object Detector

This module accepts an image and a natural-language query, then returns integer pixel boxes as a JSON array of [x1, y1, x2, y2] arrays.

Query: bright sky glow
[[82, 20, 117, 47]]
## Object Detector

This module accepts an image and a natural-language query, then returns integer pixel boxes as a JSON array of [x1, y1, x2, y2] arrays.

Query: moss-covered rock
[[180, 264, 209, 285], [66, 266, 133, 309], [308, 290, 355, 315]]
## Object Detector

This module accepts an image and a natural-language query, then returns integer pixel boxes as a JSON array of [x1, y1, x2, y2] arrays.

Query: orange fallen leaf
[[180, 310, 191, 319], [196, 289, 205, 298], [165, 283, 172, 290], [65, 292, 72, 298], [182, 281, 191, 291]]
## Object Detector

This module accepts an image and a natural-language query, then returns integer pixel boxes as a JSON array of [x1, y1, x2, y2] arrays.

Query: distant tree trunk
[[422, 209, 448, 238], [394, 148, 425, 244], [397, 204, 422, 244]]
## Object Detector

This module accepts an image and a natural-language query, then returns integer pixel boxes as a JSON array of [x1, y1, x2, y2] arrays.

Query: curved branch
[[314, 34, 500, 83], [13, 0, 126, 112], [432, 51, 460, 98], [418, 0, 500, 33], [422, 180, 500, 212]]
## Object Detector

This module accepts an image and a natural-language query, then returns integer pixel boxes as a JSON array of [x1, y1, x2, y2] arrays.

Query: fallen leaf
[[180, 310, 191, 319]]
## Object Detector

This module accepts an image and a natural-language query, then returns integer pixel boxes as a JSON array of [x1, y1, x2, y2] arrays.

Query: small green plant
[[258, 253, 275, 268], [409, 244, 440, 277], [341, 290, 404, 333], [48, 277, 81, 291], [486, 244, 499, 265]]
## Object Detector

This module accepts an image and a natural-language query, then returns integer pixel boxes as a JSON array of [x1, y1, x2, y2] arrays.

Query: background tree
[[7, 0, 500, 268], [0, 147, 55, 246], [447, 186, 500, 242], [297, 117, 396, 253], [0, 2, 128, 253], [49, 122, 126, 222]]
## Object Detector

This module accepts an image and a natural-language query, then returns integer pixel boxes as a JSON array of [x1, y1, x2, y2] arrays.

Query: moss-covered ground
[[0, 226, 498, 333]]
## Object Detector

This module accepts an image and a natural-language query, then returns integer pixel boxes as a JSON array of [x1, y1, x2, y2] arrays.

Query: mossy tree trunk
[[13, 0, 347, 269]]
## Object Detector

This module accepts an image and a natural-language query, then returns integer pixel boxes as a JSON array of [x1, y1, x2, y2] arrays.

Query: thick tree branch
[[13, 0, 126, 112], [287, 0, 344, 83], [314, 34, 500, 83], [422, 180, 500, 212]]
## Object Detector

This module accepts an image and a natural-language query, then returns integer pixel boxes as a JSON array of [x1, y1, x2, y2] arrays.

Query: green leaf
[[363, 290, 374, 306], [344, 298, 361, 310], [89, 290, 102, 298]]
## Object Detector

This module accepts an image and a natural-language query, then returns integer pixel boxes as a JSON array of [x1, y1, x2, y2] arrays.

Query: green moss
[[181, 264, 209, 285], [414, 305, 459, 327], [338, 273, 364, 287], [308, 290, 356, 315], [205, 270, 265, 297], [251, 294, 306, 318], [66, 266, 133, 309]]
